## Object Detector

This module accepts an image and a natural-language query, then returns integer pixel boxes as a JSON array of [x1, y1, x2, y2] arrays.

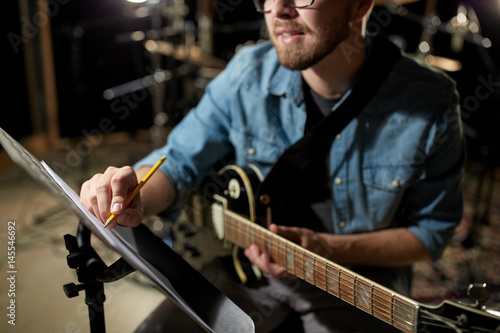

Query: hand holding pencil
[[104, 156, 166, 228]]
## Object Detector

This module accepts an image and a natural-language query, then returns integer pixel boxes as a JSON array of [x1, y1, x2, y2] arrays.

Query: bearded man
[[80, 0, 465, 331]]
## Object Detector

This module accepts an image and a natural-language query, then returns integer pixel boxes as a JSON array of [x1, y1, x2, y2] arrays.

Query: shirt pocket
[[229, 126, 286, 175], [362, 165, 415, 229]]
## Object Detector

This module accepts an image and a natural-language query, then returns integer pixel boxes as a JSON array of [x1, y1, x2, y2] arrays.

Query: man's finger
[[271, 224, 301, 243], [109, 166, 138, 215]]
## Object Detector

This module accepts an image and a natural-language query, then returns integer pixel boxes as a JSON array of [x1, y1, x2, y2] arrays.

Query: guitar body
[[209, 164, 500, 333], [214, 164, 264, 224], [213, 165, 265, 285]]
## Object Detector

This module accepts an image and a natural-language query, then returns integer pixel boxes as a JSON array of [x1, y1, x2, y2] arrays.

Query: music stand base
[[63, 222, 135, 333]]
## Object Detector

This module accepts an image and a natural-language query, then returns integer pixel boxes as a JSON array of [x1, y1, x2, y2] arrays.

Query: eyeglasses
[[253, 0, 315, 13]]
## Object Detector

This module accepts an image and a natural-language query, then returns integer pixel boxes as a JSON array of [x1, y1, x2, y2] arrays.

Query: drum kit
[[104, 0, 235, 146], [379, 0, 492, 69], [103, 0, 493, 139]]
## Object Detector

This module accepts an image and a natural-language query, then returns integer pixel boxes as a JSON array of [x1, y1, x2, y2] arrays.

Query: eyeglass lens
[[254, 0, 314, 13]]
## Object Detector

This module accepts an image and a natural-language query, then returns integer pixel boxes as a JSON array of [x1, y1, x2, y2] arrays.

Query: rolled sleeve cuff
[[408, 220, 458, 261], [133, 153, 190, 211]]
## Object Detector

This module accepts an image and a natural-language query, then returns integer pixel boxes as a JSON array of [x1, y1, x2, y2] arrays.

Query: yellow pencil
[[104, 156, 166, 228]]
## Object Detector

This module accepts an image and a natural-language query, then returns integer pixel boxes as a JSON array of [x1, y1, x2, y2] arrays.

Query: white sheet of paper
[[41, 159, 213, 331], [0, 127, 213, 332], [0, 127, 254, 333]]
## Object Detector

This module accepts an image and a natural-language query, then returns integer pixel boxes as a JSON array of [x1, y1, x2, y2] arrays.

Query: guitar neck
[[208, 165, 500, 333], [223, 210, 419, 333]]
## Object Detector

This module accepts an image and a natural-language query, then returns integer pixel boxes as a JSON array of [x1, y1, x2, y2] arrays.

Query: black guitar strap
[[257, 35, 402, 226]]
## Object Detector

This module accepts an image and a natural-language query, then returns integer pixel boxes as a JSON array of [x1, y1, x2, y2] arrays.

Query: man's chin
[[279, 60, 309, 71], [277, 52, 317, 71], [273, 46, 310, 71]]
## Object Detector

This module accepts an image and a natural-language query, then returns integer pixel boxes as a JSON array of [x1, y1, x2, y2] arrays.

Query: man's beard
[[271, 20, 351, 71]]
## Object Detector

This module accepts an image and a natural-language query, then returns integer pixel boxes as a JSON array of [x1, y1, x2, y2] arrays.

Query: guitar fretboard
[[223, 210, 418, 333]]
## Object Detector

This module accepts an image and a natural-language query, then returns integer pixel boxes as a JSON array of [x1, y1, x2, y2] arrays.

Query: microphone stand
[[63, 222, 135, 333]]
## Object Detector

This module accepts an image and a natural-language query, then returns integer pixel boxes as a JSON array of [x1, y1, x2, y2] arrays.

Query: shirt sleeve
[[133, 65, 238, 208], [404, 89, 466, 261]]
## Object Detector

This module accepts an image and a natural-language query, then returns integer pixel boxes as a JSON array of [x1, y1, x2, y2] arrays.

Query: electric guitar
[[207, 164, 500, 333]]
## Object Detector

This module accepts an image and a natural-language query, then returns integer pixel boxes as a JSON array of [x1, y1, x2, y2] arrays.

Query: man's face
[[264, 0, 355, 70]]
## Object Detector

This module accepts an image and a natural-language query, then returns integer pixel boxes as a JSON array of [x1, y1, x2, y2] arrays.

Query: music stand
[[0, 127, 254, 333]]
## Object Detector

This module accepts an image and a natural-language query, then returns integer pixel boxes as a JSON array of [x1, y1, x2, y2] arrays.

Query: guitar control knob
[[467, 283, 490, 308], [259, 194, 270, 205]]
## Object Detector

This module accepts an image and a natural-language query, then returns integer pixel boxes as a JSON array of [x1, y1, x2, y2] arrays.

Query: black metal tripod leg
[[85, 279, 106, 333]]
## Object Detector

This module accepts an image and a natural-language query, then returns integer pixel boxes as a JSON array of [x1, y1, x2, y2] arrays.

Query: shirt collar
[[268, 57, 304, 107]]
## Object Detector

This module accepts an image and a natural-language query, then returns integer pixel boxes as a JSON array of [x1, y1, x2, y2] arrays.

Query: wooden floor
[[1, 132, 499, 333]]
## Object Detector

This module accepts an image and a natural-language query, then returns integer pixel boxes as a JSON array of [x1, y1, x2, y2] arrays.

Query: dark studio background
[[3, 0, 500, 163], [1, 2, 500, 332]]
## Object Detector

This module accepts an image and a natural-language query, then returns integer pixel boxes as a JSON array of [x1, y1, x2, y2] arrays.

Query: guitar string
[[418, 319, 495, 333], [216, 209, 497, 332], [418, 324, 494, 333], [419, 309, 499, 332], [225, 223, 416, 330], [225, 216, 415, 306], [225, 216, 413, 304], [419, 309, 497, 333], [224, 217, 417, 329]]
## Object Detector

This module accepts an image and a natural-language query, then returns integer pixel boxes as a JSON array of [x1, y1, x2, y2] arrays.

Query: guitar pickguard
[[212, 165, 265, 285]]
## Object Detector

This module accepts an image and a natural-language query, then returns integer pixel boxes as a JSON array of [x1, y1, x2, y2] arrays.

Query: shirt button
[[248, 148, 256, 155], [334, 177, 343, 185], [339, 221, 347, 229], [336, 134, 342, 140], [392, 180, 400, 188]]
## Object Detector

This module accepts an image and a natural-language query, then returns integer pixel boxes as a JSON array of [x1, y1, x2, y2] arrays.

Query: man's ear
[[352, 0, 375, 22]]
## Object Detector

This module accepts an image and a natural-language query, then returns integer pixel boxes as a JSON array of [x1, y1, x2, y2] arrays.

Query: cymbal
[[146, 40, 227, 70], [410, 53, 462, 72], [374, 0, 420, 5], [423, 54, 462, 72]]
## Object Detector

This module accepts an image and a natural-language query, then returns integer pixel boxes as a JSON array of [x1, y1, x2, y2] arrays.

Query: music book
[[0, 127, 254, 333]]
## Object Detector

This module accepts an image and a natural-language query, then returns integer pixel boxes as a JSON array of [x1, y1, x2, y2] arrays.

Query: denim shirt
[[135, 38, 465, 263]]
